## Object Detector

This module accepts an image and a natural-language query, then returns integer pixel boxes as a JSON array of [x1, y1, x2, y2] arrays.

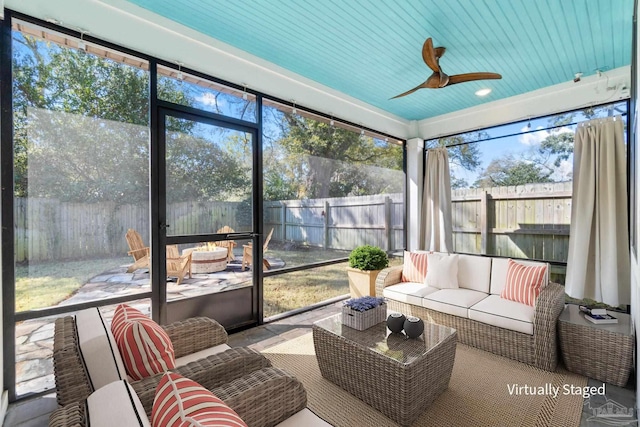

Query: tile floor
[[4, 302, 637, 426]]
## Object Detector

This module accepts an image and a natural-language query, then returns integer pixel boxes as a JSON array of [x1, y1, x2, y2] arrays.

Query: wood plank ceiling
[[125, 0, 633, 121]]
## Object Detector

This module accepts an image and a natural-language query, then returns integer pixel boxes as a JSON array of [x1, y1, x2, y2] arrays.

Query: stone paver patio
[[15, 256, 282, 396]]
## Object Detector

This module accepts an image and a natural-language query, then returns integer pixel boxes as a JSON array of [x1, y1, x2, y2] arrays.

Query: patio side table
[[558, 304, 633, 386]]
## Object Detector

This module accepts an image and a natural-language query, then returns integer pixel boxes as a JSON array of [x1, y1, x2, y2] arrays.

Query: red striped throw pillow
[[401, 251, 429, 282], [152, 372, 248, 427], [111, 304, 176, 381], [500, 259, 547, 307]]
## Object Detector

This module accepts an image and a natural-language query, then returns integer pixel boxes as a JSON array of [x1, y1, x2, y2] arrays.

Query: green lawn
[[15, 257, 131, 312], [263, 254, 403, 318], [14, 244, 403, 318]]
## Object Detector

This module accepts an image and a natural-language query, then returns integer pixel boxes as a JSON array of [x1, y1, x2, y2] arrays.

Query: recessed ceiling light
[[475, 88, 492, 97]]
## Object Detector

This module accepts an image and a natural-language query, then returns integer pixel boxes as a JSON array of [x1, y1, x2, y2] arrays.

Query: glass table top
[[313, 314, 456, 364]]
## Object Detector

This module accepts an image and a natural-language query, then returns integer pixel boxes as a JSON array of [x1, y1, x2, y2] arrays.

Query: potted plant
[[347, 245, 389, 297], [342, 296, 387, 330]]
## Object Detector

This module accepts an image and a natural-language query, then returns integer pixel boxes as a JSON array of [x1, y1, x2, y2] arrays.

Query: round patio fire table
[[184, 247, 228, 273]]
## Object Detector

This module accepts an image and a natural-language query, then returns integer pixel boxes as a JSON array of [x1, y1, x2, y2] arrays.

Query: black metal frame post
[[0, 9, 15, 401]]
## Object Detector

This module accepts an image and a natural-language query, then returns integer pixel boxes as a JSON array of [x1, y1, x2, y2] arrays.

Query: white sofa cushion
[[457, 254, 492, 293], [76, 308, 128, 391], [275, 408, 333, 427], [383, 282, 439, 306], [490, 258, 549, 295], [422, 289, 489, 318], [425, 253, 459, 289], [174, 343, 231, 367], [468, 294, 535, 335], [87, 380, 151, 427]]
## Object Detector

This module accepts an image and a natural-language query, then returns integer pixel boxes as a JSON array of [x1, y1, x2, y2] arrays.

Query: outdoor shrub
[[344, 296, 386, 312], [348, 245, 389, 271]]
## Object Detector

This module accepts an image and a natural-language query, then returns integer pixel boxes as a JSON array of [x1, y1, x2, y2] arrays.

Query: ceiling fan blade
[[421, 38, 440, 73], [447, 72, 502, 85], [389, 80, 428, 99]]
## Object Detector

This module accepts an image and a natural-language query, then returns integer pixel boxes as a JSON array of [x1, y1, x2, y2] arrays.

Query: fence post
[[323, 201, 330, 249], [480, 191, 488, 253], [280, 202, 286, 241], [384, 196, 392, 251]]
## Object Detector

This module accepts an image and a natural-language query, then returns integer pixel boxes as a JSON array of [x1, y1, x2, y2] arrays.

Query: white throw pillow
[[425, 253, 459, 289]]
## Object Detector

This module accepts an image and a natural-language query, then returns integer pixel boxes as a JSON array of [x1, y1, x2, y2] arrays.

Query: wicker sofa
[[50, 307, 328, 427], [376, 253, 565, 371]]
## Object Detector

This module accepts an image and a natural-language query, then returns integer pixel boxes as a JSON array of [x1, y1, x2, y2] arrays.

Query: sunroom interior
[[2, 0, 640, 425]]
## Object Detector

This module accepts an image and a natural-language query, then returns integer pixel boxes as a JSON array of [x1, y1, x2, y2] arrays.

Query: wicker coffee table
[[558, 304, 633, 386], [313, 314, 457, 426]]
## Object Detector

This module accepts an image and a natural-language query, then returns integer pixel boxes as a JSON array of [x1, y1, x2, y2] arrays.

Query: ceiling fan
[[391, 37, 502, 99]]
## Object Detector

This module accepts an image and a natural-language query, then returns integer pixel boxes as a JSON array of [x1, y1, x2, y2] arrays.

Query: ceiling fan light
[[475, 88, 492, 97]]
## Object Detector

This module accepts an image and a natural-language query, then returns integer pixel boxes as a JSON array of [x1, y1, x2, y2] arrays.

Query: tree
[[425, 132, 484, 189], [264, 110, 403, 200], [473, 155, 554, 187], [13, 34, 250, 203]]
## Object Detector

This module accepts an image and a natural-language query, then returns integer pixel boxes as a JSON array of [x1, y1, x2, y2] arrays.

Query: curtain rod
[[438, 112, 628, 149]]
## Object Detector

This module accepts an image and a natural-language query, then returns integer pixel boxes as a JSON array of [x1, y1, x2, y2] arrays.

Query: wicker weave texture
[[213, 367, 307, 427], [133, 347, 272, 416], [313, 318, 457, 426], [558, 317, 633, 387], [376, 266, 565, 371], [341, 303, 386, 330], [53, 317, 94, 407], [49, 401, 85, 427], [162, 317, 228, 359]]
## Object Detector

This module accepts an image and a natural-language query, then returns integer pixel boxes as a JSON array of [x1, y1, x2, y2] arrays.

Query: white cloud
[[550, 159, 573, 182], [518, 126, 574, 146], [196, 92, 227, 108]]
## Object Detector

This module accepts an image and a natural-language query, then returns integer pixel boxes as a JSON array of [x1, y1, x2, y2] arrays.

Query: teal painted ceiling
[[125, 0, 633, 121]]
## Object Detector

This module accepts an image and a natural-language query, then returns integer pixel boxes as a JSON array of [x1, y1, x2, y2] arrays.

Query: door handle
[[160, 222, 170, 230]]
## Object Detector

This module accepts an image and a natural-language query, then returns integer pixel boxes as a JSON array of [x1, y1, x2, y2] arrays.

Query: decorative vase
[[403, 316, 424, 339], [386, 313, 406, 333]]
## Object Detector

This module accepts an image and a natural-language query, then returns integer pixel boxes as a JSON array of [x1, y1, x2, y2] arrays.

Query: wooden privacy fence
[[264, 194, 404, 252], [15, 195, 403, 262], [15, 198, 243, 262], [451, 182, 572, 264]]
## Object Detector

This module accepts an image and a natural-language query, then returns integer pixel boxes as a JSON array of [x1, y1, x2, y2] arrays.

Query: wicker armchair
[[53, 314, 275, 415], [49, 367, 307, 427]]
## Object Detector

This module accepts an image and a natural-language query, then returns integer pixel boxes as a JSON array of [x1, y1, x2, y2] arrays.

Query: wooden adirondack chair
[[215, 225, 237, 262], [242, 228, 274, 271], [166, 245, 192, 285], [125, 229, 150, 273]]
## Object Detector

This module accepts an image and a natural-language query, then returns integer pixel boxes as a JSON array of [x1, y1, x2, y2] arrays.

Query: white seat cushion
[[383, 282, 439, 306], [87, 380, 151, 427], [468, 294, 535, 335], [174, 343, 231, 367], [422, 289, 489, 318], [457, 254, 492, 293], [490, 258, 549, 295], [76, 308, 128, 391], [275, 408, 332, 427]]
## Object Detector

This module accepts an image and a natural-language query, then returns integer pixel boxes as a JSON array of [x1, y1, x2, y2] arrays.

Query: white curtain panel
[[565, 116, 630, 306], [421, 147, 453, 252]]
